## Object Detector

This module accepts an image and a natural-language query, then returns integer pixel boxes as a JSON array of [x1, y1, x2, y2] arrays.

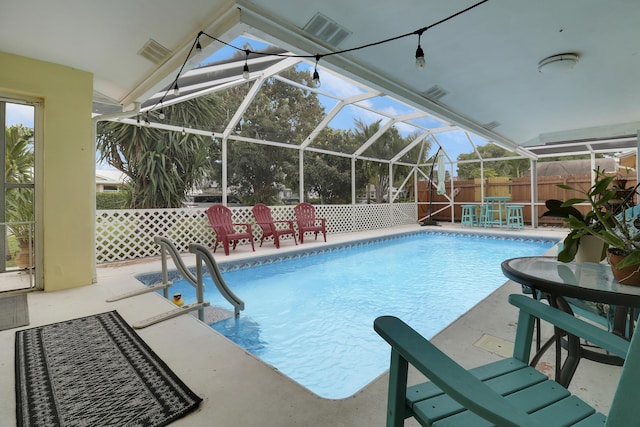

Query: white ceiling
[[2, 0, 640, 154]]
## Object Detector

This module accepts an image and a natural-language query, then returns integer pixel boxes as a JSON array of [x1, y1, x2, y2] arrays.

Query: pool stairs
[[107, 236, 244, 329]]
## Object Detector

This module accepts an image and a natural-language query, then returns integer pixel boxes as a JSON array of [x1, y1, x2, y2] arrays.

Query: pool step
[[190, 305, 234, 324], [133, 301, 210, 329], [106, 282, 172, 302]]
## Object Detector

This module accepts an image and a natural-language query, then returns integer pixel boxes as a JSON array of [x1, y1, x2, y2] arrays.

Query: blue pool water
[[146, 231, 555, 399]]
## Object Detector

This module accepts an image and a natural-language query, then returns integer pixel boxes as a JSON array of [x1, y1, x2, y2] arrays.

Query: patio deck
[[0, 224, 623, 426]]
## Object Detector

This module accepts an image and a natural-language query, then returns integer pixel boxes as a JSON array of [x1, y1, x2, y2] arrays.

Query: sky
[[6, 103, 34, 128]]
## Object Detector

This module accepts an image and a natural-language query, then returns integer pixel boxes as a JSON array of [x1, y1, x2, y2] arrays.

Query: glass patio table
[[501, 256, 640, 386]]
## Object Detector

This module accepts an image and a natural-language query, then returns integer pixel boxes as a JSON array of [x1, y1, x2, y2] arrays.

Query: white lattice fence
[[95, 203, 417, 263]]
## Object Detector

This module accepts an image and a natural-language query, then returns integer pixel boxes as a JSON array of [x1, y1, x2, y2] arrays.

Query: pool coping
[[136, 228, 560, 285]]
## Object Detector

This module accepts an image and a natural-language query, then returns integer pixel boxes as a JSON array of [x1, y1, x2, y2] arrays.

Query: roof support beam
[[121, 3, 241, 108], [300, 91, 380, 150]]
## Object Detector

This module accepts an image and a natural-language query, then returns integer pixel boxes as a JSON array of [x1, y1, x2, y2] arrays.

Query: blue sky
[[6, 103, 34, 128]]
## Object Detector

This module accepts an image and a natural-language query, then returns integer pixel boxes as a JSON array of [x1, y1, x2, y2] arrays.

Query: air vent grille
[[137, 39, 171, 64], [482, 121, 501, 130], [303, 13, 351, 46], [423, 85, 448, 100]]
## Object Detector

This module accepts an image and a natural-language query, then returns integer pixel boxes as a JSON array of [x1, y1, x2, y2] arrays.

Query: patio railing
[[95, 203, 417, 263]]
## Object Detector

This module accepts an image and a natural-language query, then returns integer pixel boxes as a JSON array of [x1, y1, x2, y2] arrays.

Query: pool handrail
[[153, 236, 199, 290], [189, 243, 245, 316]]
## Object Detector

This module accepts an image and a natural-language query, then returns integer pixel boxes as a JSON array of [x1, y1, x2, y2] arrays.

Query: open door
[[1, 99, 37, 292]]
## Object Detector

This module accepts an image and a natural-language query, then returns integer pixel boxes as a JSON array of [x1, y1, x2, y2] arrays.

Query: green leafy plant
[[542, 168, 640, 268]]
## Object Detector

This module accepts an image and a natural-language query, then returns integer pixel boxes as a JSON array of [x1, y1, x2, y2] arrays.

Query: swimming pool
[[139, 231, 556, 399]]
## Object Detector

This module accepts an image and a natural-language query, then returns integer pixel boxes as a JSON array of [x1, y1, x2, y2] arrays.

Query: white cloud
[[6, 103, 34, 127]]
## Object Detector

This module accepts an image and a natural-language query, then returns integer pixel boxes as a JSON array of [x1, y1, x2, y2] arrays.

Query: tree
[[5, 125, 33, 184], [5, 125, 35, 244], [302, 127, 360, 204], [456, 143, 529, 179], [97, 96, 223, 208], [227, 67, 326, 204], [353, 119, 411, 202]]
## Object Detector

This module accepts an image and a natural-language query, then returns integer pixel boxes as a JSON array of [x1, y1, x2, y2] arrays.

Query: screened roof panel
[[133, 34, 637, 168], [353, 95, 418, 119], [433, 130, 479, 163], [407, 116, 448, 131]]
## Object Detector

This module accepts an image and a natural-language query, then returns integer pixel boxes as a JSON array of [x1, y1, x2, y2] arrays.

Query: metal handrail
[[153, 236, 199, 298], [189, 243, 244, 317]]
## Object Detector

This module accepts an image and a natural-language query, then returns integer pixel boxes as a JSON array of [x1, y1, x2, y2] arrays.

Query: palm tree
[[353, 119, 412, 202], [5, 125, 34, 243], [97, 95, 225, 209]]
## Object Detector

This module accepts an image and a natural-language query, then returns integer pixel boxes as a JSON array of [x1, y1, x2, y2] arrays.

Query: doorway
[[1, 98, 38, 291]]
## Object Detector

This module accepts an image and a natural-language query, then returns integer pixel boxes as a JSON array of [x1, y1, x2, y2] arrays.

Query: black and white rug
[[15, 311, 202, 427]]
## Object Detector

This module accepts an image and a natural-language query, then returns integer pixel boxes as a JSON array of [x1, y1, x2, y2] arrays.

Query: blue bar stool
[[478, 204, 488, 227], [461, 205, 477, 227], [506, 205, 524, 230]]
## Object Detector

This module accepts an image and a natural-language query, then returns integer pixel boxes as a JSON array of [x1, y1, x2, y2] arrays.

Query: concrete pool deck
[[0, 224, 624, 426]]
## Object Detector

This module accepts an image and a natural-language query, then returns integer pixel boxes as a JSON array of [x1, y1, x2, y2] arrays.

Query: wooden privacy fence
[[418, 174, 638, 225]]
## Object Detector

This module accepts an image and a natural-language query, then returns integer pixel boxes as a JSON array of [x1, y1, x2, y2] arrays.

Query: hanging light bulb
[[173, 82, 180, 96], [181, 128, 186, 136], [195, 38, 202, 54], [158, 109, 165, 120], [144, 114, 150, 126], [242, 50, 250, 79], [311, 54, 321, 88], [136, 116, 141, 128], [415, 32, 426, 68]]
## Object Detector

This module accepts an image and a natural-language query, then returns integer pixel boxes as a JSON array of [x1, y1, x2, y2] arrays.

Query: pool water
[[158, 232, 555, 399]]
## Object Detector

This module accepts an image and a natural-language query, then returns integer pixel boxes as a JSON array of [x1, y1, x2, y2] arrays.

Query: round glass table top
[[502, 256, 640, 306]]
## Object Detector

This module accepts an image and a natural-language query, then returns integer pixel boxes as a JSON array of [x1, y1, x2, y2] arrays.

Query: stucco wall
[[0, 51, 95, 291]]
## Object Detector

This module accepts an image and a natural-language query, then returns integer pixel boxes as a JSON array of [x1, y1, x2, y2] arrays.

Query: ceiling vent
[[137, 39, 171, 64], [303, 13, 351, 46], [482, 121, 501, 130], [422, 85, 448, 100]]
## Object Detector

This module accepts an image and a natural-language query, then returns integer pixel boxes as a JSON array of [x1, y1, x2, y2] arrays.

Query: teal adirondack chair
[[374, 294, 639, 426]]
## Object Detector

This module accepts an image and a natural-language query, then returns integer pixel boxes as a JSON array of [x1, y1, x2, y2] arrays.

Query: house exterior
[[95, 169, 126, 192]]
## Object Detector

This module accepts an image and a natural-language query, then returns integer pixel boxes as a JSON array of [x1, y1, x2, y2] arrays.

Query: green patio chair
[[374, 294, 637, 426]]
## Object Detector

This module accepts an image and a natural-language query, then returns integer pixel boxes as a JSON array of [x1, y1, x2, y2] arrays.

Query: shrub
[[97, 192, 127, 209]]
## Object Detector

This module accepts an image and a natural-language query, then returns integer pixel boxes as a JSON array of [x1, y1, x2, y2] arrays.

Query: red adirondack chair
[[205, 204, 255, 256], [294, 202, 327, 244], [251, 203, 297, 249]]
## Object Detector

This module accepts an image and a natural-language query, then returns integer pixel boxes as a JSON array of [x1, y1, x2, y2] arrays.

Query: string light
[[242, 50, 250, 79], [149, 0, 488, 115], [136, 115, 141, 128], [415, 31, 426, 68], [311, 54, 321, 88]]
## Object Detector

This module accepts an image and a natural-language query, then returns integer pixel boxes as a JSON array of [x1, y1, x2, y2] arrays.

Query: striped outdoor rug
[[15, 311, 201, 426]]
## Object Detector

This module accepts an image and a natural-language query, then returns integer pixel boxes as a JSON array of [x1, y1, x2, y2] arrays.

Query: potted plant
[[543, 168, 640, 284], [542, 198, 607, 264]]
